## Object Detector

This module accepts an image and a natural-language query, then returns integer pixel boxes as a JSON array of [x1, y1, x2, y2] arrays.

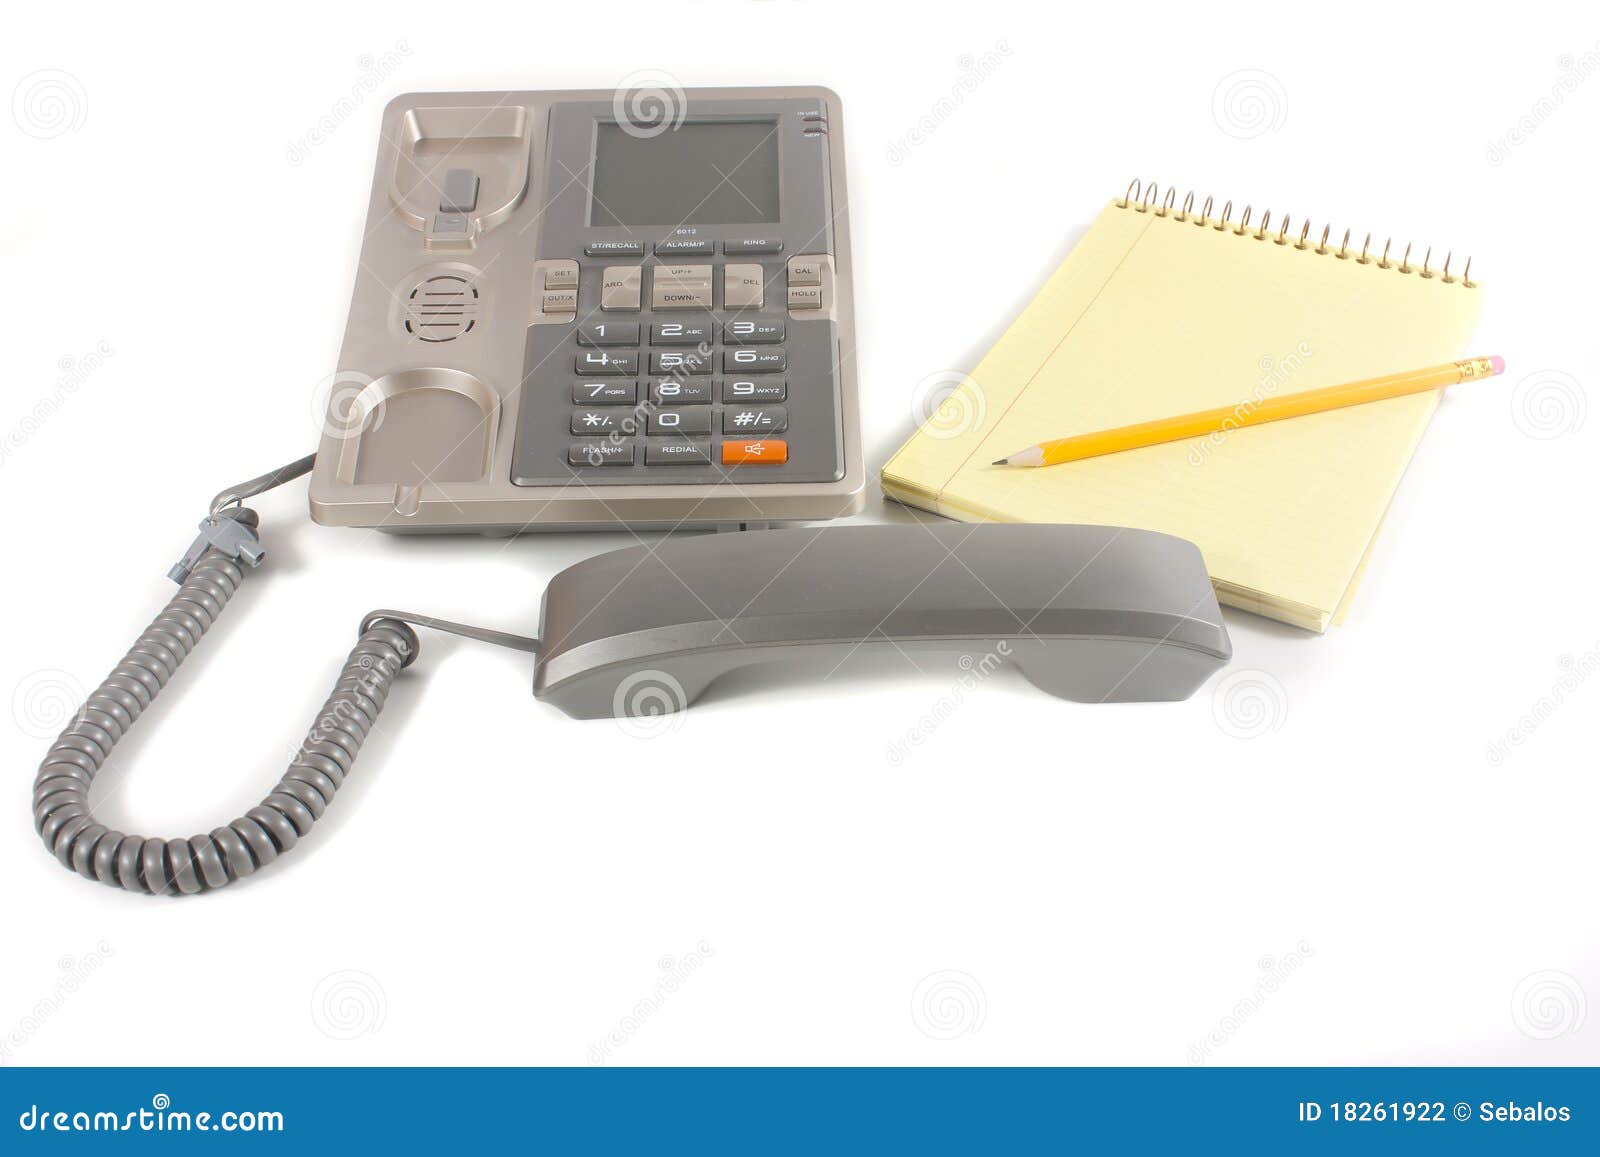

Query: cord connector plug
[[167, 510, 264, 584]]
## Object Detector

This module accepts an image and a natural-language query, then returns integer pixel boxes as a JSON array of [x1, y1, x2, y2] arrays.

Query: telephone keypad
[[531, 248, 836, 483]]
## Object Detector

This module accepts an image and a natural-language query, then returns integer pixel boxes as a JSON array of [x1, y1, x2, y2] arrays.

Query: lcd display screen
[[590, 120, 780, 227]]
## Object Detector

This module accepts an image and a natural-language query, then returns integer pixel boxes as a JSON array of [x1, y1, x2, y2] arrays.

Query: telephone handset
[[29, 88, 1233, 897]]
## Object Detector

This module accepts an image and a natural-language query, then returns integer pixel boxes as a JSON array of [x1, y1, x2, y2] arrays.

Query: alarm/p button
[[721, 439, 788, 465]]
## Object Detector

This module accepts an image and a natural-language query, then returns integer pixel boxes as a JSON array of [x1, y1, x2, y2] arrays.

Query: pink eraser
[[1489, 355, 1505, 375]]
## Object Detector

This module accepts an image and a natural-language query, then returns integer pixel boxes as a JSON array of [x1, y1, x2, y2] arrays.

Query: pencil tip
[[991, 458, 1009, 466]]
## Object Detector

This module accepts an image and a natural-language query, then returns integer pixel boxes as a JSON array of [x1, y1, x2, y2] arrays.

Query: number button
[[651, 321, 714, 345], [575, 350, 639, 375], [648, 378, 711, 405], [723, 319, 784, 344], [722, 407, 788, 434], [722, 378, 786, 403], [572, 380, 637, 405], [646, 409, 713, 435], [577, 322, 641, 347], [651, 350, 712, 375], [722, 348, 786, 374]]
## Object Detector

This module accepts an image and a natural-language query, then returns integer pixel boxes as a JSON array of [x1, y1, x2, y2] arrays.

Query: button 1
[[723, 264, 765, 310], [585, 240, 645, 256], [541, 289, 578, 313], [576, 350, 640, 375], [787, 285, 824, 310], [543, 264, 578, 289], [651, 320, 714, 345], [723, 318, 784, 344], [723, 348, 786, 373], [569, 441, 634, 467], [724, 239, 784, 255], [654, 238, 714, 256], [600, 266, 642, 311], [571, 410, 636, 435], [648, 378, 711, 405], [652, 350, 712, 375], [647, 409, 713, 436], [578, 322, 640, 347], [723, 407, 788, 434], [572, 380, 637, 405], [645, 440, 713, 465], [440, 168, 480, 213], [721, 439, 788, 465], [722, 378, 786, 402], [787, 257, 824, 286]]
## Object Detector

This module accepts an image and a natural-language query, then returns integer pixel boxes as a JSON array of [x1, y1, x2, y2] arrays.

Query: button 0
[[600, 266, 642, 311], [585, 240, 645, 256], [724, 318, 784, 344], [576, 350, 640, 375], [723, 407, 787, 434], [723, 264, 765, 310], [723, 348, 786, 373], [721, 439, 788, 465], [569, 441, 634, 467], [645, 440, 713, 465], [647, 409, 713, 435], [654, 238, 714, 256], [724, 239, 784, 255], [787, 257, 824, 286], [787, 285, 824, 310], [578, 322, 640, 347]]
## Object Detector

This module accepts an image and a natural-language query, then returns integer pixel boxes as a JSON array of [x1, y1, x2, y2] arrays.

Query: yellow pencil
[[993, 355, 1505, 468]]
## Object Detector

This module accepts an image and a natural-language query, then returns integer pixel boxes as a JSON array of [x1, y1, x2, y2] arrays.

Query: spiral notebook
[[881, 182, 1486, 631]]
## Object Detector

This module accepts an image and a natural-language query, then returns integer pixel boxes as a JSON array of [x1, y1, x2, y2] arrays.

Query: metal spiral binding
[[1118, 180, 1475, 287]]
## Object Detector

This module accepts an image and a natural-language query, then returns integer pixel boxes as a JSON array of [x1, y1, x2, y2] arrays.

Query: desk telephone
[[30, 88, 1232, 897]]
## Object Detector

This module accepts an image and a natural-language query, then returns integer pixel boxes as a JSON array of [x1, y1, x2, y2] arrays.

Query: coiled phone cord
[[30, 453, 536, 897]]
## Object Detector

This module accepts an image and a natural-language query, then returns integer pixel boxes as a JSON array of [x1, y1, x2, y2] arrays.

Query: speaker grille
[[403, 273, 480, 342]]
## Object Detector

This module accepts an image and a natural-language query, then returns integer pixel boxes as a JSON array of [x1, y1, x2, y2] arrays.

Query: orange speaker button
[[720, 439, 788, 465]]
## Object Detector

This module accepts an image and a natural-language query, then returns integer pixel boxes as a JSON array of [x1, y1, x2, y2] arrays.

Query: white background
[[2, 0, 1595, 1067]]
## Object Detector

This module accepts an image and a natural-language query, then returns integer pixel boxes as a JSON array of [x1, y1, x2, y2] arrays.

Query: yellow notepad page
[[882, 196, 1484, 631]]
